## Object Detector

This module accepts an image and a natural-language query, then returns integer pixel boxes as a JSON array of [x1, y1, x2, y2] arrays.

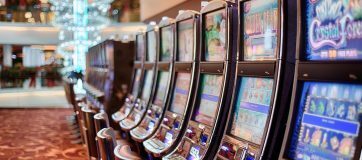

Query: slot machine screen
[[131, 69, 142, 97], [147, 31, 157, 62], [169, 73, 192, 115], [153, 71, 170, 106], [141, 70, 154, 103], [288, 82, 362, 160], [243, 0, 278, 60], [194, 74, 224, 125], [178, 19, 194, 61], [161, 26, 173, 61], [230, 77, 274, 144], [204, 10, 226, 61], [136, 34, 144, 60], [304, 0, 362, 60]]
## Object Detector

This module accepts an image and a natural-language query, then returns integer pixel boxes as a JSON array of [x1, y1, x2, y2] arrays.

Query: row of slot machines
[[104, 0, 362, 160], [85, 40, 134, 115]]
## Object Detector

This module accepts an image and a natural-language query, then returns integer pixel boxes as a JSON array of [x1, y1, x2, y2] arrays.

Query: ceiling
[[0, 22, 145, 45]]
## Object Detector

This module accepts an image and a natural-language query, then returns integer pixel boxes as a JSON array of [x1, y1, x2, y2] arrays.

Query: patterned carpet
[[0, 108, 87, 160]]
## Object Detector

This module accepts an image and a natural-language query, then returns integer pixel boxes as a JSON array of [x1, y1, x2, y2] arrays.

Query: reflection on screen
[[205, 10, 226, 61], [230, 77, 273, 144], [178, 19, 194, 61], [243, 0, 278, 60], [288, 82, 362, 160], [141, 70, 154, 103], [147, 31, 157, 62], [194, 74, 223, 125], [161, 26, 173, 61], [153, 71, 170, 106], [131, 69, 142, 97], [136, 35, 144, 60], [170, 73, 192, 115], [304, 0, 362, 60]]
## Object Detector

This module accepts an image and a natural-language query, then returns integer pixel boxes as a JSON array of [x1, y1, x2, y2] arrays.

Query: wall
[[140, 0, 187, 21]]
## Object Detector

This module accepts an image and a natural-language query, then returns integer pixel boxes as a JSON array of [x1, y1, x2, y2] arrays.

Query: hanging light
[[50, 0, 114, 71]]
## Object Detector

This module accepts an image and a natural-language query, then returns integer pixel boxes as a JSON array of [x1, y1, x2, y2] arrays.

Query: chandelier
[[50, 0, 114, 71]]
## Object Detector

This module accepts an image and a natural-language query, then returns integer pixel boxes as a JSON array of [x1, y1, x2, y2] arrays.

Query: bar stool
[[81, 105, 98, 159]]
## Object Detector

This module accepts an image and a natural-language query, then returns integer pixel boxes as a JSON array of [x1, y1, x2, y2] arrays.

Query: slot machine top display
[[279, 0, 362, 160], [143, 10, 200, 157], [135, 31, 146, 63], [145, 22, 159, 63]]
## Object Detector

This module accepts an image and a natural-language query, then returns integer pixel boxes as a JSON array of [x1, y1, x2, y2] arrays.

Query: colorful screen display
[[131, 69, 142, 97], [147, 121, 155, 131], [230, 77, 274, 145], [194, 74, 223, 125], [187, 145, 201, 160], [178, 19, 194, 61], [153, 71, 170, 106], [163, 131, 173, 146], [304, 0, 362, 60], [136, 34, 144, 60], [288, 82, 362, 160], [243, 0, 278, 60], [147, 31, 157, 62], [169, 73, 192, 115], [141, 70, 154, 103], [204, 10, 227, 61], [161, 26, 173, 61]]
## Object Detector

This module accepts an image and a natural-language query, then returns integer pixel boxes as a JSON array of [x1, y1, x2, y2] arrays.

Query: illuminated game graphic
[[230, 77, 274, 144], [305, 0, 362, 60], [131, 69, 142, 97], [178, 19, 194, 61], [243, 0, 278, 60], [147, 121, 155, 131], [187, 145, 201, 160], [194, 74, 223, 125], [141, 70, 154, 103], [136, 35, 144, 60], [205, 10, 226, 61], [153, 71, 170, 106], [289, 82, 362, 160], [164, 131, 173, 146], [161, 26, 173, 61], [170, 73, 192, 115], [218, 142, 237, 159], [147, 31, 157, 62]]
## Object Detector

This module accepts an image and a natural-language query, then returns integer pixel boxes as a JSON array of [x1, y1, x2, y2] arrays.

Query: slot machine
[[119, 22, 159, 135], [214, 0, 297, 159], [129, 17, 175, 149], [143, 10, 200, 158], [163, 0, 238, 159], [112, 32, 146, 123], [279, 0, 362, 160]]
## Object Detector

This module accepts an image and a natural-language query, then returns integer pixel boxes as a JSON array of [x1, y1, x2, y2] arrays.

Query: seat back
[[94, 112, 110, 134], [96, 127, 117, 160], [81, 105, 98, 159]]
